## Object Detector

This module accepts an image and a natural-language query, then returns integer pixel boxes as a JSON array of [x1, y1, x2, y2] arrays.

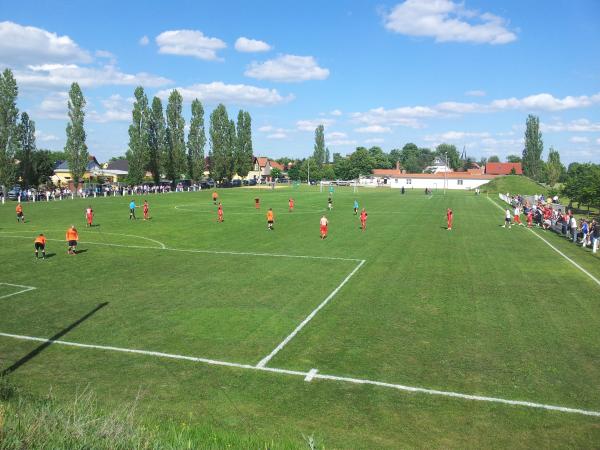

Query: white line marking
[[486, 197, 600, 288], [1, 331, 599, 417], [305, 368, 318, 382], [256, 259, 366, 368], [175, 205, 326, 215], [0, 234, 360, 262], [0, 283, 36, 300]]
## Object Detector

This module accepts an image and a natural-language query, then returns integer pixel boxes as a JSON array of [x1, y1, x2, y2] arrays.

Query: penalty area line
[[256, 259, 366, 368], [0, 283, 36, 300], [486, 197, 600, 288], [1, 331, 599, 418]]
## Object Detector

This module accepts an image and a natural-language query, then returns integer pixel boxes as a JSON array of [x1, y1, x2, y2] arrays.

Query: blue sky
[[1, 0, 599, 164]]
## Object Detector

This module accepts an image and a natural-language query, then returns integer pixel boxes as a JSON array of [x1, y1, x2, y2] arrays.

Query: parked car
[[248, 179, 257, 186], [231, 179, 242, 187], [7, 186, 22, 200]]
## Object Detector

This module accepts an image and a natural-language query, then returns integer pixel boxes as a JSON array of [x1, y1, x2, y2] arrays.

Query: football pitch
[[1, 186, 599, 448]]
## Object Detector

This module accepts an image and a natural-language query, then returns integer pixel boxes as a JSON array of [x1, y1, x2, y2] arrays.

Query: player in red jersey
[[217, 202, 224, 222], [320, 215, 329, 239], [446, 208, 453, 231], [527, 209, 533, 228], [85, 206, 94, 227], [143, 200, 149, 220], [360, 208, 368, 231], [288, 198, 294, 212]]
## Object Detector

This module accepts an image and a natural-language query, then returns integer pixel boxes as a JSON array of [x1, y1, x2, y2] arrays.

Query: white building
[[424, 157, 453, 174], [361, 168, 497, 190]]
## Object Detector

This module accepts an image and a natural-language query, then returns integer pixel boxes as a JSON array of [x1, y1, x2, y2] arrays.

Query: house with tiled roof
[[52, 156, 103, 187], [485, 162, 523, 175]]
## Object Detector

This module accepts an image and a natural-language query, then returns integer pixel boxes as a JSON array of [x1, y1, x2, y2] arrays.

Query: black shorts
[[16, 212, 23, 218], [268, 220, 274, 224], [130, 208, 135, 214], [505, 218, 511, 223], [34, 242, 45, 250], [68, 240, 77, 246]]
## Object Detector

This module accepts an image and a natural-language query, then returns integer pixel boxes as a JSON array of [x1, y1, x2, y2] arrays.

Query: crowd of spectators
[[504, 192, 599, 254]]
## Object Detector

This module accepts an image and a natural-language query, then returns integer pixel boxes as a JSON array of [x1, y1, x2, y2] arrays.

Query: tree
[[17, 112, 35, 187], [562, 163, 600, 212], [147, 97, 165, 184], [325, 147, 330, 164], [164, 90, 186, 183], [487, 155, 500, 163], [322, 165, 336, 180], [313, 125, 325, 168], [287, 161, 301, 180], [234, 110, 253, 179], [227, 119, 237, 181], [346, 147, 375, 179], [209, 104, 232, 182], [435, 143, 460, 170], [270, 167, 282, 179], [545, 146, 564, 187], [506, 154, 522, 163], [522, 114, 544, 181], [369, 146, 391, 169], [31, 150, 56, 186], [126, 86, 149, 185], [0, 68, 19, 192], [187, 99, 206, 182], [65, 82, 89, 189]]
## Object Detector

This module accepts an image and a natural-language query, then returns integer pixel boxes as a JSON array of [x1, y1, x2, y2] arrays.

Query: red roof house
[[485, 162, 523, 175]]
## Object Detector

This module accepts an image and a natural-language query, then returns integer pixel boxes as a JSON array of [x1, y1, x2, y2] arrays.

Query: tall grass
[[0, 378, 318, 449]]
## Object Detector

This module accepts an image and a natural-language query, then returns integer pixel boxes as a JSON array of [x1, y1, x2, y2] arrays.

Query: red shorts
[[86, 215, 92, 223], [320, 225, 328, 234]]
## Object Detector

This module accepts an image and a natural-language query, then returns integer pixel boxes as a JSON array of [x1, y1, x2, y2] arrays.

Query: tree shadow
[[1, 302, 109, 376]]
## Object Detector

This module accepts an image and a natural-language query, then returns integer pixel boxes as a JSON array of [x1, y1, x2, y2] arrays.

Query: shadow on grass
[[0, 302, 109, 377]]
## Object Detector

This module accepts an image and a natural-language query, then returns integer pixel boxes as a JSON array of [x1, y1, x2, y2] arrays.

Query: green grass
[[1, 186, 599, 448], [479, 175, 548, 195]]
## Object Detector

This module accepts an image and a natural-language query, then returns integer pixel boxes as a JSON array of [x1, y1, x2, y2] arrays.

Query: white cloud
[[245, 54, 329, 82], [328, 139, 357, 146], [355, 125, 392, 133], [35, 91, 69, 119], [542, 118, 600, 132], [35, 130, 59, 142], [326, 131, 347, 139], [0, 21, 92, 66], [330, 109, 343, 116], [258, 125, 273, 132], [489, 93, 600, 111], [384, 0, 517, 45], [296, 118, 335, 131], [267, 132, 287, 139], [235, 37, 271, 53], [465, 90, 486, 97], [570, 136, 590, 144], [596, 138, 600, 145], [139, 35, 149, 46], [88, 94, 132, 123], [156, 82, 293, 106], [156, 29, 226, 61], [365, 138, 385, 144], [424, 131, 491, 141], [14, 63, 172, 89]]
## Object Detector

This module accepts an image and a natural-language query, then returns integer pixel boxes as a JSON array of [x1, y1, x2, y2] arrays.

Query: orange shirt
[[16, 205, 22, 213], [267, 211, 274, 221], [66, 228, 79, 241], [34, 235, 46, 245]]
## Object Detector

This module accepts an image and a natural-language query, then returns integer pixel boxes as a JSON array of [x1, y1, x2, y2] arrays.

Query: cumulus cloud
[[296, 118, 335, 131], [330, 109, 343, 116], [0, 21, 92, 66], [156, 29, 226, 61], [258, 125, 274, 132], [365, 138, 385, 144], [235, 37, 271, 52], [542, 118, 600, 132], [156, 82, 293, 106], [34, 91, 69, 119], [328, 139, 357, 147], [355, 125, 392, 133], [35, 130, 59, 142], [424, 131, 491, 141], [245, 54, 329, 82], [139, 35, 149, 46], [14, 63, 172, 89], [326, 131, 347, 139], [569, 136, 590, 144], [88, 94, 132, 123], [267, 132, 287, 139], [383, 0, 517, 45]]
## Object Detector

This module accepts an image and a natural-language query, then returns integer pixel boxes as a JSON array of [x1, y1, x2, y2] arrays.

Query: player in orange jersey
[[16, 203, 24, 223], [267, 208, 274, 230], [66, 225, 79, 255], [217, 202, 224, 222], [34, 234, 46, 259], [288, 198, 294, 212], [447, 208, 453, 231], [212, 191, 218, 205]]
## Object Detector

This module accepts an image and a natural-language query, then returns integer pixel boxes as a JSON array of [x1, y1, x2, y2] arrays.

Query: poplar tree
[[147, 96, 165, 184], [65, 82, 89, 189], [187, 99, 205, 182], [234, 110, 253, 179], [0, 68, 19, 192], [17, 112, 36, 187], [209, 104, 231, 182], [522, 114, 544, 181], [126, 86, 149, 184], [313, 124, 325, 168], [164, 90, 186, 183]]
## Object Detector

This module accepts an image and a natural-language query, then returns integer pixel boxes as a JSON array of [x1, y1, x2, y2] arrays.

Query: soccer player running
[[16, 203, 24, 223], [353, 199, 359, 215], [129, 200, 137, 220], [360, 208, 368, 231], [503, 208, 512, 229], [446, 208, 453, 231], [66, 225, 79, 255], [34, 234, 46, 259], [320, 215, 329, 239], [288, 198, 294, 212], [327, 196, 333, 211], [143, 200, 149, 220], [267, 208, 275, 230], [85, 206, 94, 227], [217, 202, 224, 222], [513, 205, 523, 226], [212, 191, 218, 205]]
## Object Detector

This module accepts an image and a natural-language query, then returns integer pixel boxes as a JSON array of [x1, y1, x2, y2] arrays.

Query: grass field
[[1, 185, 600, 448]]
